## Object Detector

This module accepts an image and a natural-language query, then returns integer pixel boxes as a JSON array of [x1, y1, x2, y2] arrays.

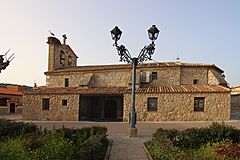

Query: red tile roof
[[45, 62, 224, 74], [129, 85, 230, 94], [24, 87, 126, 95], [232, 86, 240, 89], [25, 85, 229, 95], [0, 88, 22, 96]]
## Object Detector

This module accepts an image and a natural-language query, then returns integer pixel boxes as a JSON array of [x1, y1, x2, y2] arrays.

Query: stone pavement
[[108, 136, 150, 160]]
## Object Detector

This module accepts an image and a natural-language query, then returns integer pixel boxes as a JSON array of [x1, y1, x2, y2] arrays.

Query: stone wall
[[208, 68, 220, 85], [23, 94, 79, 121], [180, 67, 208, 85], [145, 67, 180, 86], [46, 66, 225, 88], [0, 106, 8, 115], [0, 106, 22, 115], [46, 70, 132, 88], [89, 70, 131, 87], [54, 45, 77, 69], [123, 92, 230, 121], [23, 91, 230, 121], [46, 67, 181, 88], [208, 68, 227, 86], [46, 73, 94, 88], [48, 43, 57, 71]]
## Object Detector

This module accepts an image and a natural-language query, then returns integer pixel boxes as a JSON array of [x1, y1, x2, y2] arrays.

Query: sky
[[0, 0, 239, 87]]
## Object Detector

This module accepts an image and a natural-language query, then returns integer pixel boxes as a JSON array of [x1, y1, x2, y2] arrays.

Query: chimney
[[34, 81, 37, 88]]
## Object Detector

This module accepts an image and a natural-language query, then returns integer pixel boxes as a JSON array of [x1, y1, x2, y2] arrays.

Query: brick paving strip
[[108, 136, 149, 160]]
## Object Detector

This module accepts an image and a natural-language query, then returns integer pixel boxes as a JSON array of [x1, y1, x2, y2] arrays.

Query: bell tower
[[47, 37, 61, 71], [47, 35, 78, 71]]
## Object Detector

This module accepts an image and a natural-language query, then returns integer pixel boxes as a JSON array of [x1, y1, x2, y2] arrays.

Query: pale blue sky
[[0, 0, 239, 86]]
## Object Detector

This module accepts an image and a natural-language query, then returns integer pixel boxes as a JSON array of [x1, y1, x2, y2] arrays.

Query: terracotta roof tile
[[25, 85, 230, 95], [122, 85, 229, 94], [232, 86, 240, 89], [45, 61, 223, 74], [25, 87, 126, 95], [0, 88, 22, 96]]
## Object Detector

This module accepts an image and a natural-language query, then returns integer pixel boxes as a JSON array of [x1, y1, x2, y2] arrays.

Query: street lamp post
[[110, 25, 160, 137]]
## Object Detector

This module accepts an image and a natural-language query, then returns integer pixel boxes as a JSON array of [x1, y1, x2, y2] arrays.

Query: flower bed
[[0, 119, 108, 160], [145, 122, 240, 160]]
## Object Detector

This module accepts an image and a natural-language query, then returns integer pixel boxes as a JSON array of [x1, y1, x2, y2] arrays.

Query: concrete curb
[[20, 120, 240, 123], [142, 143, 153, 160], [104, 139, 113, 160]]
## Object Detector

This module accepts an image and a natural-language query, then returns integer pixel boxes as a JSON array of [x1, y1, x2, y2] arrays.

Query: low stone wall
[[0, 106, 22, 115], [123, 92, 231, 121], [23, 94, 79, 121], [0, 106, 8, 115]]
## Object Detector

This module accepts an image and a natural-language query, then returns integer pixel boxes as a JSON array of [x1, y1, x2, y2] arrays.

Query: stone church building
[[23, 36, 231, 121]]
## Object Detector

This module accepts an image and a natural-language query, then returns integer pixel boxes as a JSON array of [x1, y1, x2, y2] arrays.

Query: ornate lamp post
[[110, 25, 160, 137]]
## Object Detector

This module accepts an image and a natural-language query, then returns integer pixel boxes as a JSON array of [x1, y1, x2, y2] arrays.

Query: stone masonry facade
[[123, 92, 230, 121], [23, 94, 79, 121], [23, 36, 231, 121]]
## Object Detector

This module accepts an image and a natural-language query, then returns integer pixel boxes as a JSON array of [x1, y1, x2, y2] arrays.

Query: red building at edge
[[0, 85, 23, 114]]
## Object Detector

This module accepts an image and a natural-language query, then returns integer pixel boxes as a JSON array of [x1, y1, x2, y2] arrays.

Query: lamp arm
[[114, 42, 132, 63], [138, 42, 155, 63]]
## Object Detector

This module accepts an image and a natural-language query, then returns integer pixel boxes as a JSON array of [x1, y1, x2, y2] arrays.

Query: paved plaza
[[1, 114, 240, 159]]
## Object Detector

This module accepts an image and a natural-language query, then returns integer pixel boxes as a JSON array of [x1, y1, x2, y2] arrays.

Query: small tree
[[0, 49, 14, 73]]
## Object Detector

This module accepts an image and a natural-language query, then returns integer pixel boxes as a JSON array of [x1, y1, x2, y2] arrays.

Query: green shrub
[[176, 128, 208, 149], [33, 133, 75, 160], [0, 121, 108, 160], [22, 132, 44, 151], [153, 122, 240, 149], [77, 134, 108, 160], [206, 122, 240, 144], [0, 119, 38, 140], [193, 142, 217, 160], [56, 126, 107, 145], [145, 134, 185, 160], [55, 126, 108, 160], [0, 138, 31, 160]]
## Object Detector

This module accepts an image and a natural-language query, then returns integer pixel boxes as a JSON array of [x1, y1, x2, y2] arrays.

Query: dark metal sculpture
[[110, 25, 160, 137], [0, 49, 15, 73]]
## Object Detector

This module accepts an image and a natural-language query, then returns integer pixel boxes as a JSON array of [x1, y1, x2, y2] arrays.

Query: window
[[64, 78, 69, 87], [42, 98, 49, 110], [60, 51, 65, 65], [140, 72, 147, 82], [62, 99, 68, 106], [0, 98, 7, 106], [193, 79, 198, 84], [151, 72, 158, 80], [194, 97, 205, 112], [68, 55, 72, 65], [147, 97, 158, 111]]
